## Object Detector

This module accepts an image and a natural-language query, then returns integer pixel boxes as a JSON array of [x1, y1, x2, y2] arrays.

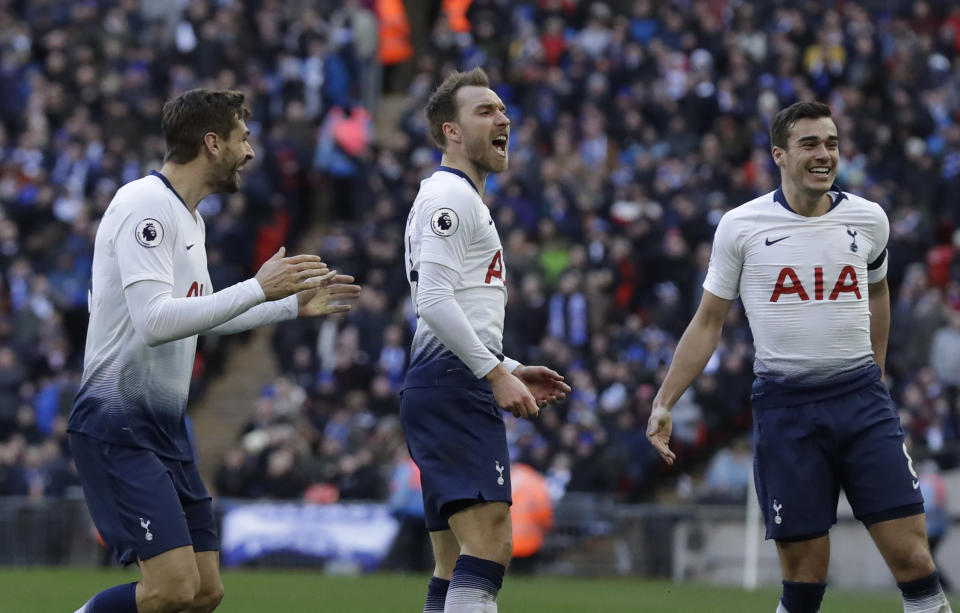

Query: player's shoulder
[[835, 190, 889, 239], [725, 191, 777, 219], [100, 175, 182, 250], [108, 174, 173, 216], [714, 191, 778, 231], [838, 190, 886, 219], [116, 173, 168, 200], [418, 169, 481, 205]]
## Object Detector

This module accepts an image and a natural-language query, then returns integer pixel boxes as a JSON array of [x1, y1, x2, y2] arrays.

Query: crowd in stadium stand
[[0, 1, 959, 508]]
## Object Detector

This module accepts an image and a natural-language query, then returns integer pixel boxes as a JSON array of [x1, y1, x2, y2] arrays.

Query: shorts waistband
[[402, 353, 493, 390], [751, 362, 882, 410]]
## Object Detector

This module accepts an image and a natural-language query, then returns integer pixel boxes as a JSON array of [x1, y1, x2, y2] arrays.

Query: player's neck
[[780, 182, 832, 217], [158, 161, 213, 216], [439, 155, 488, 197]]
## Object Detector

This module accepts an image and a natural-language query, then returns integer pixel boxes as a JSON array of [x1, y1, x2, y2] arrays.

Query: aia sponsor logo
[[187, 282, 205, 297], [770, 266, 861, 302]]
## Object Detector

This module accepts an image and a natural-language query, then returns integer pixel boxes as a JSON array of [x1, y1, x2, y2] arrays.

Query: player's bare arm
[[297, 271, 362, 317], [486, 363, 540, 419], [254, 246, 333, 301], [647, 290, 733, 465], [868, 277, 890, 377]]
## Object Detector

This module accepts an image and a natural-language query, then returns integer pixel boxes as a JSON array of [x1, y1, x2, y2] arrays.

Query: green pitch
[[1, 568, 957, 612]]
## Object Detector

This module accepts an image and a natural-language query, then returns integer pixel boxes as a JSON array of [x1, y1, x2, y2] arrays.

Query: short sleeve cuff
[[867, 249, 888, 284], [867, 261, 888, 284], [702, 277, 738, 301]]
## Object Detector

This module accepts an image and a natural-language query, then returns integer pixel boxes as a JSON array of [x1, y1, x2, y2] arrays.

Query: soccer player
[[646, 101, 952, 613], [67, 89, 360, 613], [400, 68, 571, 613]]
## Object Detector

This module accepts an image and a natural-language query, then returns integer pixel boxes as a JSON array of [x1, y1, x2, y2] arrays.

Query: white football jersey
[[69, 171, 213, 460], [703, 186, 889, 382], [404, 168, 507, 367]]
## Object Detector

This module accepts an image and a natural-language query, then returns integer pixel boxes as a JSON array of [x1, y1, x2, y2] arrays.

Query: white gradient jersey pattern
[[702, 186, 889, 382], [68, 172, 212, 460], [404, 168, 507, 367]]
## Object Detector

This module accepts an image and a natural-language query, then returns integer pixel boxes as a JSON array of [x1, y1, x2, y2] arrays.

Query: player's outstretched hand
[[487, 364, 540, 419], [255, 247, 331, 301], [646, 405, 676, 466], [514, 365, 571, 408], [297, 271, 362, 317]]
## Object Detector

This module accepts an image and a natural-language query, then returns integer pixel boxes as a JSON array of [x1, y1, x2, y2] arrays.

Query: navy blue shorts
[[400, 355, 512, 532], [751, 363, 924, 541], [69, 432, 218, 564]]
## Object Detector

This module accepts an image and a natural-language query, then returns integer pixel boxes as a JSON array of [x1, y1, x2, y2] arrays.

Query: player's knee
[[778, 553, 829, 583], [147, 583, 199, 613], [192, 581, 225, 613], [481, 521, 513, 566], [434, 550, 459, 579], [893, 546, 936, 581], [781, 564, 828, 583], [460, 535, 512, 566], [496, 538, 514, 566], [143, 570, 201, 612], [479, 537, 513, 567]]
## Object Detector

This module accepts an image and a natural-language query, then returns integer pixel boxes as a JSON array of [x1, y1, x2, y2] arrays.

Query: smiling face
[[772, 116, 839, 198], [449, 85, 510, 174], [210, 118, 254, 193]]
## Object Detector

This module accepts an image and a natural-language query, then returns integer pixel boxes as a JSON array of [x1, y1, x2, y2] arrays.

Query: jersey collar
[[437, 166, 480, 195], [149, 170, 189, 208], [773, 184, 847, 215]]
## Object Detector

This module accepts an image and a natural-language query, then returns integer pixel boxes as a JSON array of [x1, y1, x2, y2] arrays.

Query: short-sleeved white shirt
[[404, 167, 507, 367], [68, 172, 212, 460], [702, 186, 889, 382]]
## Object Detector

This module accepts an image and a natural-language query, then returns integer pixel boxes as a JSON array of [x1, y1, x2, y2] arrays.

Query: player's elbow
[[133, 314, 172, 347], [137, 328, 167, 347], [416, 298, 445, 322], [689, 311, 725, 340]]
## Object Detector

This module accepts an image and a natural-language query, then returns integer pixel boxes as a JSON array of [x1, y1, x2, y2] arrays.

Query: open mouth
[[808, 166, 831, 176], [492, 135, 508, 156]]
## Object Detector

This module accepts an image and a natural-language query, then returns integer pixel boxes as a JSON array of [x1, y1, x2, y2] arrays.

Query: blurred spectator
[[214, 447, 257, 499], [919, 459, 952, 591], [929, 308, 960, 387], [382, 449, 431, 572], [697, 437, 752, 504], [510, 462, 554, 572], [0, 436, 28, 496]]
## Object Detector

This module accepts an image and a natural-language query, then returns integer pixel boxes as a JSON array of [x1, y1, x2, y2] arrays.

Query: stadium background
[[0, 0, 959, 610]]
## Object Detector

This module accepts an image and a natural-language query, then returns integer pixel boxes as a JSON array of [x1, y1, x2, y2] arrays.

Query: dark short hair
[[425, 67, 491, 149], [161, 89, 251, 163], [769, 101, 832, 149]]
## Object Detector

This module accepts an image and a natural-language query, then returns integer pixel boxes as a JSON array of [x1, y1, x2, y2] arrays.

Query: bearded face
[[212, 149, 245, 193], [452, 86, 510, 175], [463, 125, 509, 174], [210, 120, 253, 193]]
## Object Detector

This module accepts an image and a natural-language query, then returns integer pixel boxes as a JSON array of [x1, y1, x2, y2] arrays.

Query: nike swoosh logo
[[489, 219, 494, 225], [765, 236, 789, 246], [913, 479, 920, 490], [186, 244, 195, 250]]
